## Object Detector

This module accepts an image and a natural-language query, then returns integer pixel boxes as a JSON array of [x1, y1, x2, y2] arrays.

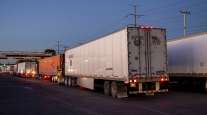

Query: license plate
[[130, 83, 136, 87]]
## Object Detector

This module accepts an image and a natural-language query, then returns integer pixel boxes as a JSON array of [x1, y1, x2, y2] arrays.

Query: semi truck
[[38, 55, 64, 82], [168, 32, 207, 91], [6, 64, 17, 75], [64, 27, 168, 98], [17, 61, 37, 78]]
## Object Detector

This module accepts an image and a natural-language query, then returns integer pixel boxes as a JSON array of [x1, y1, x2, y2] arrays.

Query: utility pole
[[57, 40, 60, 54], [127, 5, 143, 27], [180, 10, 191, 36], [133, 5, 137, 27]]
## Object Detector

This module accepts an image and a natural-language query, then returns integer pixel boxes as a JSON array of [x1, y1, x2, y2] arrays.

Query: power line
[[55, 40, 65, 54], [142, 7, 207, 28], [142, 14, 181, 24], [141, 3, 206, 25], [189, 25, 207, 31], [57, 40, 60, 54], [142, 1, 206, 23], [141, 0, 206, 14], [191, 24, 207, 29], [126, 4, 144, 26], [141, 0, 182, 13], [84, 4, 143, 43]]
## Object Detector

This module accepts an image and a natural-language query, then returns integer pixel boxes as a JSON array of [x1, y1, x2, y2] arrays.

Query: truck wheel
[[104, 81, 110, 96], [68, 77, 72, 87], [64, 78, 68, 86], [71, 78, 77, 87], [205, 79, 207, 92], [111, 81, 118, 98], [52, 77, 54, 83]]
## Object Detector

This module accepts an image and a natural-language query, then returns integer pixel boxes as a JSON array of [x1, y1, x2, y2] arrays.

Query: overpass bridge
[[0, 51, 51, 64]]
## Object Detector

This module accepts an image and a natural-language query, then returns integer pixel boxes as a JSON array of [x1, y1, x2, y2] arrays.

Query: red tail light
[[161, 78, 164, 82], [134, 79, 137, 83], [160, 74, 169, 82]]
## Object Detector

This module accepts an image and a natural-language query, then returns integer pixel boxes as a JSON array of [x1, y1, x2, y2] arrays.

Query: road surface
[[0, 74, 207, 115]]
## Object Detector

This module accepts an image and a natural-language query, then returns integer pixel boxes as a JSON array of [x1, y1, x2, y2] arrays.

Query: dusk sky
[[0, 0, 207, 51]]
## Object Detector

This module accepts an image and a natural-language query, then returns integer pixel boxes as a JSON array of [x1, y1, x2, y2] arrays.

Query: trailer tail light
[[26, 70, 30, 74], [31, 71, 36, 75], [161, 78, 164, 82], [128, 78, 138, 83], [160, 74, 169, 82], [134, 79, 137, 83], [140, 26, 153, 32], [140, 26, 153, 29], [129, 78, 138, 88]]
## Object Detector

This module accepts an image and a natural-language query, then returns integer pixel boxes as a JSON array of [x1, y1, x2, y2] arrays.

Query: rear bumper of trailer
[[127, 76, 169, 95], [129, 89, 168, 94]]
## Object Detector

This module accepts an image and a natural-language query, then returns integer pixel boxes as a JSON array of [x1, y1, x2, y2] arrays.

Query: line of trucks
[[7, 27, 207, 98]]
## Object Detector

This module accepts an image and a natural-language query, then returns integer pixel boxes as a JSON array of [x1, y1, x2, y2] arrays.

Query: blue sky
[[0, 0, 206, 51]]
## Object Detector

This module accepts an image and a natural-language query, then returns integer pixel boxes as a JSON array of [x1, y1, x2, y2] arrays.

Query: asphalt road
[[0, 74, 207, 115]]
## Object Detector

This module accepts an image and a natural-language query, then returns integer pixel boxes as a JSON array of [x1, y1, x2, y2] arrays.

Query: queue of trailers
[[10, 26, 169, 98], [9, 27, 207, 98], [0, 64, 17, 74], [8, 27, 207, 97], [10, 27, 207, 97], [14, 55, 64, 81]]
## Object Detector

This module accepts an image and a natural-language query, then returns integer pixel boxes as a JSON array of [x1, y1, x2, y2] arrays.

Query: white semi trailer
[[168, 32, 207, 91], [17, 61, 37, 78], [65, 27, 168, 98]]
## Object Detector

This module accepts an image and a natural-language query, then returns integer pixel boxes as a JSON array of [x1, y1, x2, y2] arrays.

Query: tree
[[44, 49, 56, 56]]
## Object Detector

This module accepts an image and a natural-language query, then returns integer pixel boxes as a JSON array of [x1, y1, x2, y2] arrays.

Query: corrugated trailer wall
[[17, 62, 26, 74], [127, 28, 167, 78], [168, 32, 207, 91], [64, 27, 168, 97], [38, 55, 61, 76], [168, 33, 207, 75], [65, 28, 128, 81]]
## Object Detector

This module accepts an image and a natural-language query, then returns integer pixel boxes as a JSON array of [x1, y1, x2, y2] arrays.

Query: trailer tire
[[204, 79, 207, 92], [52, 77, 54, 83], [68, 77, 71, 86], [68, 77, 72, 87], [104, 81, 110, 96], [111, 81, 118, 98], [64, 78, 68, 86]]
